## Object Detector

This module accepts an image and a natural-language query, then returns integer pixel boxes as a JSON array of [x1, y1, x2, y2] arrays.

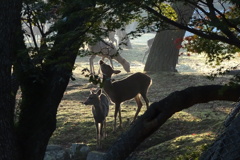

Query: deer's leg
[[99, 122, 104, 148], [113, 38, 117, 46], [141, 93, 150, 109], [90, 55, 96, 74], [114, 103, 121, 131], [133, 94, 143, 122], [100, 121, 104, 137], [103, 119, 107, 138], [95, 122, 100, 148], [118, 105, 122, 128]]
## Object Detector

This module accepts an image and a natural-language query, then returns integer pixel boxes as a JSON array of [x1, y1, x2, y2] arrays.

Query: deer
[[142, 37, 155, 62], [116, 29, 132, 49], [108, 31, 117, 46], [99, 60, 152, 131], [88, 40, 130, 75], [83, 89, 109, 148]]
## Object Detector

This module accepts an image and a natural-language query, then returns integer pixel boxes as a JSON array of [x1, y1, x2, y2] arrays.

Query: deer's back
[[109, 72, 151, 102], [89, 41, 116, 57]]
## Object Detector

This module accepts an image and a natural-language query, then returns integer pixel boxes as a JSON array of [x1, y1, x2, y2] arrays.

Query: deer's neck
[[92, 103, 105, 121], [102, 76, 113, 90], [93, 102, 103, 112], [102, 76, 116, 100]]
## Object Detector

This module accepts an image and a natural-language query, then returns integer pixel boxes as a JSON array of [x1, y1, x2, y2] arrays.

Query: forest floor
[[48, 33, 240, 159]]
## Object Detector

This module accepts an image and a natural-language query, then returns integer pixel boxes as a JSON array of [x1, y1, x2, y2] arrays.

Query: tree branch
[[206, 0, 240, 43], [141, 4, 240, 48], [104, 84, 240, 160]]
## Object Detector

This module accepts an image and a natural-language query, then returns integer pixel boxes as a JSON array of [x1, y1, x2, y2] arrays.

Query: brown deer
[[83, 89, 109, 148], [99, 60, 152, 131]]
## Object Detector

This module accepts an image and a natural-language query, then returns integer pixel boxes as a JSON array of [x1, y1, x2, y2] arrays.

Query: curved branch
[[103, 84, 240, 160], [141, 4, 240, 48]]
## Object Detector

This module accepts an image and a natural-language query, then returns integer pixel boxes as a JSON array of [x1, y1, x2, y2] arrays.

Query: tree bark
[[103, 85, 240, 160], [200, 105, 240, 160], [0, 1, 22, 159], [144, 30, 184, 72], [144, 2, 195, 72], [14, 1, 95, 159]]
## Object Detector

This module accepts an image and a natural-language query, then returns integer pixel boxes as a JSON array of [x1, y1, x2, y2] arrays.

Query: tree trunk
[[144, 2, 195, 72], [200, 106, 240, 160], [103, 85, 240, 160], [0, 1, 22, 159], [14, 1, 95, 159], [144, 30, 184, 72]]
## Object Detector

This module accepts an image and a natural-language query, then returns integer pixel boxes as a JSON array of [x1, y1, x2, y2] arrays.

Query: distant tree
[[144, 1, 196, 72], [141, 0, 240, 49]]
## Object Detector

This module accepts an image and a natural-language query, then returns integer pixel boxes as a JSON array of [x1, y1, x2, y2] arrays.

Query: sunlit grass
[[49, 33, 239, 158]]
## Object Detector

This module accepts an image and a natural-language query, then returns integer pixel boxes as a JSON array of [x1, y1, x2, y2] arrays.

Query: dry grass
[[49, 33, 240, 159]]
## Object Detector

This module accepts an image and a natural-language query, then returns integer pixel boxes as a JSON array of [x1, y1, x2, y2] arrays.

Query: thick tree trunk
[[16, 31, 79, 160], [17, 73, 73, 160], [144, 2, 195, 72], [200, 106, 240, 160], [0, 1, 22, 159], [15, 1, 95, 159], [144, 30, 184, 72], [103, 85, 240, 160]]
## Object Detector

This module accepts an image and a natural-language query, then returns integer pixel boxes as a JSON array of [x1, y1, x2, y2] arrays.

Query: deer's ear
[[99, 60, 104, 65], [114, 70, 121, 74], [90, 88, 96, 94], [97, 89, 102, 96]]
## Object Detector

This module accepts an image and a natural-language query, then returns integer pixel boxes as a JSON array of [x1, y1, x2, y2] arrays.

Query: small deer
[[83, 89, 109, 148], [88, 40, 130, 74], [99, 60, 152, 131]]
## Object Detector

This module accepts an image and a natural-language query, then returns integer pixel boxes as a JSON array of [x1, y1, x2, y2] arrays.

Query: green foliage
[[183, 34, 240, 83], [81, 68, 103, 87], [183, 35, 239, 66], [182, 1, 240, 64], [21, 0, 240, 83]]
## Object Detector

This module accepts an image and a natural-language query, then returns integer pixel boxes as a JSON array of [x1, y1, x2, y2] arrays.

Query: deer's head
[[83, 89, 102, 105], [99, 60, 121, 78]]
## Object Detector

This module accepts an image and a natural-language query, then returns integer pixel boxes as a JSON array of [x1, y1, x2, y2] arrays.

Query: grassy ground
[[48, 33, 239, 159]]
